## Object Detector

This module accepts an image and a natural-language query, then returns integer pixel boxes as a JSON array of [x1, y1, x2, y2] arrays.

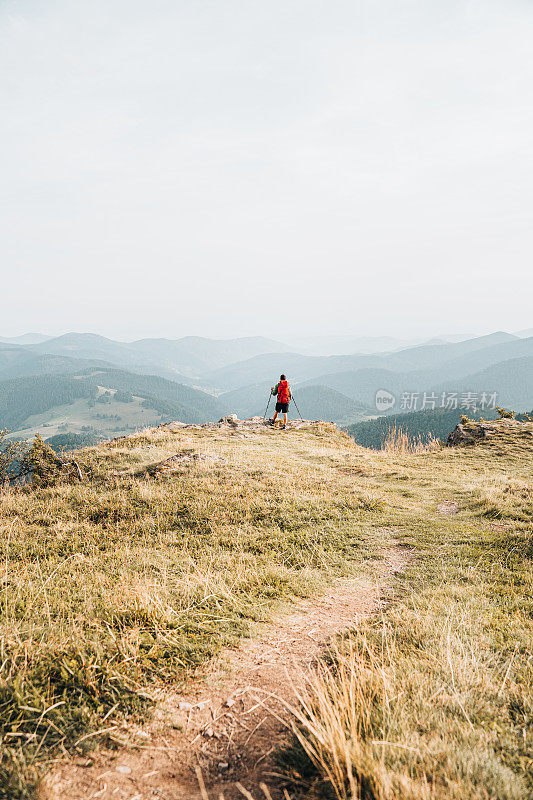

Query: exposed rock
[[218, 414, 240, 427], [446, 423, 477, 447], [447, 419, 508, 447], [157, 415, 328, 435]]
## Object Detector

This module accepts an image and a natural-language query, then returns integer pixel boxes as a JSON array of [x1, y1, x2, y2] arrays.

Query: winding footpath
[[41, 547, 410, 800]]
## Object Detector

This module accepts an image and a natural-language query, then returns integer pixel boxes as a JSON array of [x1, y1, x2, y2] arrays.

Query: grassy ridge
[[1, 420, 531, 798], [0, 423, 388, 797]]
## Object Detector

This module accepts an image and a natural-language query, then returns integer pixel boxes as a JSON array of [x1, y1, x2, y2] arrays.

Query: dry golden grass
[[1, 419, 532, 798], [287, 595, 530, 800], [381, 424, 440, 455], [0, 423, 390, 797], [279, 421, 533, 800]]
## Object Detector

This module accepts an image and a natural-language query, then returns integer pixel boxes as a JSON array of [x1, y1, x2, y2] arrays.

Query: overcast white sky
[[1, 0, 532, 340]]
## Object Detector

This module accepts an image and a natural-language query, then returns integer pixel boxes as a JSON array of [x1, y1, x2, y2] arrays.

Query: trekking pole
[[290, 392, 303, 420], [263, 392, 272, 421]]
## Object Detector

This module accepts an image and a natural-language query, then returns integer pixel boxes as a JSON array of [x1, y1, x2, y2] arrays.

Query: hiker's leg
[[283, 412, 288, 426], [272, 411, 278, 422]]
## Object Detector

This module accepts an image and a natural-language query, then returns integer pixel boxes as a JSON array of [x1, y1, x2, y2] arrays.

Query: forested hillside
[[346, 407, 501, 448], [45, 432, 103, 451], [0, 376, 97, 430], [0, 370, 225, 438], [79, 368, 224, 420]]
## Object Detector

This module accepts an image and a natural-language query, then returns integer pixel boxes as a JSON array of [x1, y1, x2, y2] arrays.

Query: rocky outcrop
[[446, 418, 526, 447], [446, 423, 485, 446], [159, 415, 325, 434]]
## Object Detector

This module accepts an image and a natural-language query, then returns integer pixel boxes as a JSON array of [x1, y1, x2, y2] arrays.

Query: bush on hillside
[[19, 434, 65, 487]]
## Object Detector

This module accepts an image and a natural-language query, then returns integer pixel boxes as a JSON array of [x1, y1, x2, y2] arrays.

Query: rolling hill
[[0, 344, 115, 381], [80, 368, 224, 419], [2, 332, 531, 433], [301, 368, 411, 407], [30, 333, 143, 367], [0, 333, 51, 345], [27, 333, 290, 379], [204, 332, 522, 391], [433, 356, 533, 411], [286, 334, 410, 356], [282, 385, 368, 423], [297, 339, 533, 412], [128, 335, 290, 375]]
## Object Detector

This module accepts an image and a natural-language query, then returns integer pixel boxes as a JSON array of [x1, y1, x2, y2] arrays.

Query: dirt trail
[[42, 548, 410, 800]]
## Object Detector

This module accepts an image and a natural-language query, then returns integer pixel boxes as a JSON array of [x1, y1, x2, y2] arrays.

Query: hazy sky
[[1, 0, 532, 340]]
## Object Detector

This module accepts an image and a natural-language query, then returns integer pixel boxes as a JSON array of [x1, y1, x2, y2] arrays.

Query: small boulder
[[446, 423, 476, 447], [218, 414, 241, 427]]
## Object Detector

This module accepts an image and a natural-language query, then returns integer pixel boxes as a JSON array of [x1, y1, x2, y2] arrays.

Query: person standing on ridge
[[270, 374, 291, 428]]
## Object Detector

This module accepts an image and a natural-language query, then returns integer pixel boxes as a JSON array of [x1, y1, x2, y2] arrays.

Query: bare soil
[[41, 547, 410, 800]]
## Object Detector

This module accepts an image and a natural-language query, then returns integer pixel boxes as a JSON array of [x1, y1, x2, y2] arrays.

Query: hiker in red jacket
[[270, 374, 291, 428]]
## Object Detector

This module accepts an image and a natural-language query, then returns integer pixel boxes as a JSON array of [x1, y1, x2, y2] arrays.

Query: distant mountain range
[[295, 338, 533, 411], [0, 333, 52, 345], [19, 333, 291, 379], [203, 332, 533, 413], [0, 329, 531, 438], [204, 332, 521, 390]]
